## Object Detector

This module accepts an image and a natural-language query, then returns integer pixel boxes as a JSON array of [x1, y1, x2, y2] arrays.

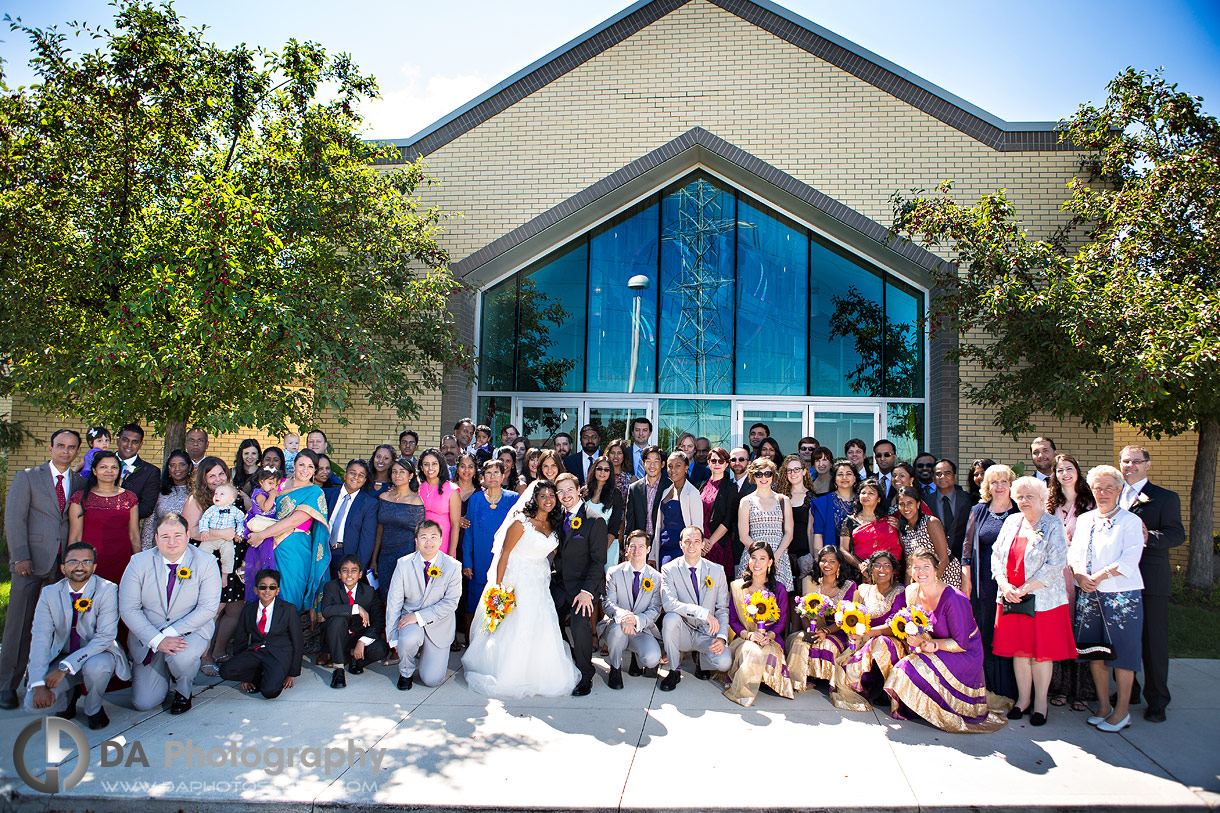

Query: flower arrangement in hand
[[889, 604, 934, 640], [745, 589, 781, 629], [835, 599, 871, 637], [481, 585, 517, 633], [795, 592, 828, 626]]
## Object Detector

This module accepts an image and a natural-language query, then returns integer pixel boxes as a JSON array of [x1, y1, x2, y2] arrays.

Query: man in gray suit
[[119, 514, 221, 714], [384, 519, 462, 690], [659, 526, 731, 691], [599, 530, 663, 689], [24, 542, 131, 729], [0, 429, 85, 709]]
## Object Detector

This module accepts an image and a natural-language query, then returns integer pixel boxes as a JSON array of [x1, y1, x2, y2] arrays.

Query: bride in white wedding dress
[[462, 480, 581, 698]]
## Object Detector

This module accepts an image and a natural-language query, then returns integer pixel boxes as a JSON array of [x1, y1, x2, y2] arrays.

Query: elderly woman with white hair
[[1069, 465, 1145, 733], [990, 476, 1075, 725]]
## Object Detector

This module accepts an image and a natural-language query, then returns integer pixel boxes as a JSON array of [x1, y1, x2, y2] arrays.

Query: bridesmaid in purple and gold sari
[[786, 545, 857, 690], [832, 551, 907, 711], [884, 548, 1010, 733], [723, 542, 794, 706]]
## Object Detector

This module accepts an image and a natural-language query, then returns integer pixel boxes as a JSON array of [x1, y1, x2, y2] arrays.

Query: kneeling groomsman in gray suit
[[659, 525, 731, 691], [600, 530, 663, 689], [385, 520, 462, 690], [24, 542, 130, 729], [119, 514, 221, 714]]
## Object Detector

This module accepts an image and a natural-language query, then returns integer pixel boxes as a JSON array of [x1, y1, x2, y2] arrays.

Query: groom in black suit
[[551, 473, 607, 696], [116, 424, 162, 525], [1119, 445, 1184, 722]]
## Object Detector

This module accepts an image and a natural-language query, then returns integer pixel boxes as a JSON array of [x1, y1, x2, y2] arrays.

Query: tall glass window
[[736, 198, 809, 395], [588, 201, 659, 393], [478, 275, 517, 392], [659, 399, 732, 450], [885, 277, 925, 398], [658, 175, 735, 394], [809, 234, 884, 397], [517, 242, 587, 392]]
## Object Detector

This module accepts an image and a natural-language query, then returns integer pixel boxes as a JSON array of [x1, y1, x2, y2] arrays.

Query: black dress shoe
[[627, 655, 643, 677], [331, 669, 347, 689], [659, 670, 681, 692], [0, 689, 18, 710], [87, 708, 110, 730], [1030, 711, 1048, 727], [397, 675, 413, 691], [349, 661, 364, 676], [169, 692, 192, 715], [1144, 708, 1166, 723], [607, 667, 624, 690], [694, 666, 711, 680], [572, 677, 593, 697], [55, 685, 82, 721], [1008, 703, 1028, 721]]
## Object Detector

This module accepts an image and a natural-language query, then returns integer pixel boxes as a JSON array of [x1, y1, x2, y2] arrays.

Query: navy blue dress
[[377, 499, 424, 601]]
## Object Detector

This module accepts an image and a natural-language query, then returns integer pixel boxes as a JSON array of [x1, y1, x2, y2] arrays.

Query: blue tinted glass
[[887, 403, 925, 461], [659, 175, 735, 395], [885, 277, 924, 398], [810, 235, 884, 396], [659, 399, 731, 451], [479, 275, 517, 391], [588, 201, 659, 393], [736, 197, 808, 395], [517, 242, 587, 392]]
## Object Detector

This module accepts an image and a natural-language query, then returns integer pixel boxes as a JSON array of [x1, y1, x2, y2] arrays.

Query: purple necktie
[[166, 562, 178, 606], [690, 566, 700, 601], [424, 561, 432, 586], [68, 591, 82, 653], [632, 571, 641, 602]]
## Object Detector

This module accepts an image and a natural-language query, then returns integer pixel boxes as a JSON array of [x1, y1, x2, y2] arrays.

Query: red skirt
[[993, 602, 1076, 661]]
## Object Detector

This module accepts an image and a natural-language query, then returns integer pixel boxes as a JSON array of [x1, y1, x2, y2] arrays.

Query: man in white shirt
[[1030, 437, 1056, 482], [872, 439, 898, 505], [629, 417, 653, 480]]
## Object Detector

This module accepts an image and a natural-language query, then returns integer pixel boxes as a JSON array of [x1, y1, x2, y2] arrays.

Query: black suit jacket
[[119, 457, 162, 521], [624, 475, 671, 539], [552, 502, 608, 600], [230, 598, 303, 677], [563, 451, 602, 486], [931, 486, 971, 560], [324, 487, 379, 569], [687, 463, 711, 489], [319, 579, 386, 639], [1127, 481, 1184, 597]]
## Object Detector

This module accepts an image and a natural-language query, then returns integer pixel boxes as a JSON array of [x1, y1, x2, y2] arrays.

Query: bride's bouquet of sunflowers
[[481, 585, 517, 633]]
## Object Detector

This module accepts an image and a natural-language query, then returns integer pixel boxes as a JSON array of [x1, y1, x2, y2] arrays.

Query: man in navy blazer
[[563, 424, 602, 485], [324, 460, 379, 577], [115, 423, 161, 525]]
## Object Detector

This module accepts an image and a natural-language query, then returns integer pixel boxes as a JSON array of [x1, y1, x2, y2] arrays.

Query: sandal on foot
[[200, 664, 220, 677], [1050, 695, 1067, 707]]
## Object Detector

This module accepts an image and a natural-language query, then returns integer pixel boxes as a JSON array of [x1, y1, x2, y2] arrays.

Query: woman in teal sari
[[248, 449, 331, 613]]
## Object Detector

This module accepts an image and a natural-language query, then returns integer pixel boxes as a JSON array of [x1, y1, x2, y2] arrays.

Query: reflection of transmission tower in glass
[[660, 179, 736, 394]]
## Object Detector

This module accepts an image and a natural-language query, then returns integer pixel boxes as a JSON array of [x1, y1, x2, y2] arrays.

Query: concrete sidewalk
[[0, 654, 1216, 812]]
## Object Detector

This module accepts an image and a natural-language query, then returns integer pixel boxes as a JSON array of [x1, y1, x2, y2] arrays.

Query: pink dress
[[420, 480, 459, 555]]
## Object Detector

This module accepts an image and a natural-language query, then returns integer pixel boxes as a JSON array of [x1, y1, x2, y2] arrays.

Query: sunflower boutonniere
[[176, 566, 192, 582], [427, 565, 441, 580], [640, 576, 655, 592], [73, 596, 92, 613], [704, 575, 714, 591], [570, 516, 582, 530]]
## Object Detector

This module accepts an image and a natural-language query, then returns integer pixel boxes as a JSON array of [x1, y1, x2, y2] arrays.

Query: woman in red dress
[[990, 476, 1076, 726], [838, 479, 901, 579], [67, 450, 140, 584]]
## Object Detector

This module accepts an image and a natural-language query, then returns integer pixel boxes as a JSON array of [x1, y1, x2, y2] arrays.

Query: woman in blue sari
[[248, 449, 331, 613]]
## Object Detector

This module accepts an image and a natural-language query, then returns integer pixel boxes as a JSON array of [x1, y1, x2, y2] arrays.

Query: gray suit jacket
[[28, 576, 131, 684], [5, 463, 85, 572], [385, 550, 462, 648], [599, 561, 662, 640], [660, 557, 729, 641], [119, 545, 222, 661]]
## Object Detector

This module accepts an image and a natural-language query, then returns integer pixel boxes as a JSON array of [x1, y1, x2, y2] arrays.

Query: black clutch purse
[[1001, 594, 1036, 617]]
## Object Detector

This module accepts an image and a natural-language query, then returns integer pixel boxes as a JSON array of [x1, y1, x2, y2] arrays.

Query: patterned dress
[[737, 496, 794, 590], [140, 484, 189, 550], [71, 489, 138, 584], [900, 513, 963, 588]]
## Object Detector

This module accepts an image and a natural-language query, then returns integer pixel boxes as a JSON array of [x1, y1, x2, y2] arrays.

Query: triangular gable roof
[[389, 0, 1067, 159]]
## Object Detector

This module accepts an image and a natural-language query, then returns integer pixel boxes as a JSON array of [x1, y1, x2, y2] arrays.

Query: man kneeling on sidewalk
[[385, 520, 462, 690], [600, 530, 662, 689]]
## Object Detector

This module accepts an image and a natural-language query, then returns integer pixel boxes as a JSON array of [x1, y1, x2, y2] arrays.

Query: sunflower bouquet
[[795, 592, 828, 625], [744, 589, 781, 629], [834, 600, 871, 637], [889, 604, 935, 640], [481, 585, 517, 633]]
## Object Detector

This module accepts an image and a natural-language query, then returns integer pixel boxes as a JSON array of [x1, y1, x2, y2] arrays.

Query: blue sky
[[2, 0, 1217, 140]]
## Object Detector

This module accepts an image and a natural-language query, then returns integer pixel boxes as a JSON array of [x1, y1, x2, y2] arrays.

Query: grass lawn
[[1168, 602, 1220, 659]]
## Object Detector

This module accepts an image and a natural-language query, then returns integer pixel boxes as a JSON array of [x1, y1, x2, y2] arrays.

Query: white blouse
[[1067, 508, 1145, 593]]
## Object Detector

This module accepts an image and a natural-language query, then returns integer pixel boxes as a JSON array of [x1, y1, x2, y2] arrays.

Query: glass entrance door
[[587, 400, 653, 446], [515, 398, 581, 450], [810, 405, 883, 460], [733, 403, 807, 456]]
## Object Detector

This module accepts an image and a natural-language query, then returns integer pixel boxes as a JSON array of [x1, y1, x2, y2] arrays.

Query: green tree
[[890, 69, 1219, 588], [0, 1, 470, 454]]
